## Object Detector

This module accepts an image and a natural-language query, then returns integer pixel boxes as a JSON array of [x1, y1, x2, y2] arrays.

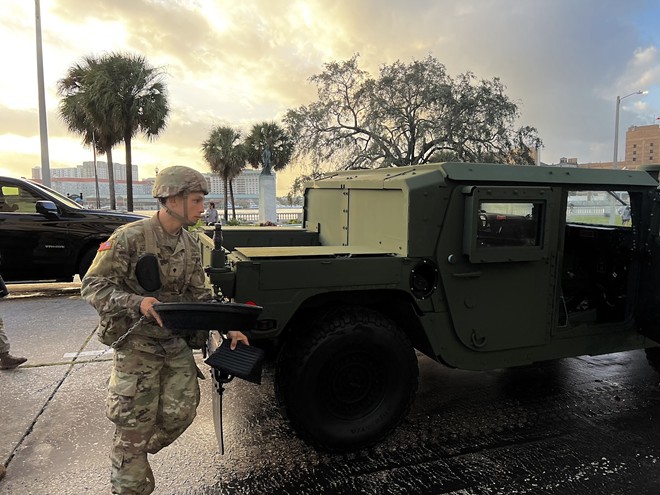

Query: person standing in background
[[0, 275, 28, 370], [204, 201, 219, 225]]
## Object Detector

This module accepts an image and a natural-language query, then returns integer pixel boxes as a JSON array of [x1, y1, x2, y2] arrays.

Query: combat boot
[[0, 353, 27, 370]]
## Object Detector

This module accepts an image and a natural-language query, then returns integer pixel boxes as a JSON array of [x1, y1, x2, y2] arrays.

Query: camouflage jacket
[[81, 213, 211, 345]]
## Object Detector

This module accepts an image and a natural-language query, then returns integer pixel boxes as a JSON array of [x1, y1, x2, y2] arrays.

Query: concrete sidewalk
[[0, 292, 230, 494], [0, 293, 110, 494], [4, 279, 82, 299]]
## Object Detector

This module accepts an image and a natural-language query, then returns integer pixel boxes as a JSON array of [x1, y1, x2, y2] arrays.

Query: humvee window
[[477, 202, 542, 248], [561, 189, 635, 326], [566, 190, 631, 227], [463, 186, 550, 263]]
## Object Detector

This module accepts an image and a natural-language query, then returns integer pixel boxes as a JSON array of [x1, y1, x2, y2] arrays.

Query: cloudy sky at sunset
[[1, 0, 660, 194]]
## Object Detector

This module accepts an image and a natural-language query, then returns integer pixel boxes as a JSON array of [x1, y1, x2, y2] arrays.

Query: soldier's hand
[[227, 330, 249, 350], [140, 296, 163, 327]]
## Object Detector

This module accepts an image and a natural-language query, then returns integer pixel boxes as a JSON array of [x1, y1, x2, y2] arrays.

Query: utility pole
[[35, 0, 51, 186]]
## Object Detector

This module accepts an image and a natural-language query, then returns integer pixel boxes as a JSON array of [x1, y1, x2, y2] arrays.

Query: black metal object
[[135, 254, 161, 292], [153, 301, 262, 332], [205, 341, 265, 384], [212, 368, 233, 455]]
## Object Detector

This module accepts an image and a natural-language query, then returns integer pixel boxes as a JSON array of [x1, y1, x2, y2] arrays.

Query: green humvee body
[[198, 162, 660, 450]]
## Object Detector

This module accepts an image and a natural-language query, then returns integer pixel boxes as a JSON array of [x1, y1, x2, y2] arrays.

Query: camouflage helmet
[[152, 166, 209, 198]]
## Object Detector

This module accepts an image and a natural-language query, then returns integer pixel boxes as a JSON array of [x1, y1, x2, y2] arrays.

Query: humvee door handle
[[471, 330, 487, 348], [452, 271, 482, 278]]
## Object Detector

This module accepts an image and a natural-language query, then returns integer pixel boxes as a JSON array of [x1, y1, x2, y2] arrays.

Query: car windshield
[[28, 180, 83, 209]]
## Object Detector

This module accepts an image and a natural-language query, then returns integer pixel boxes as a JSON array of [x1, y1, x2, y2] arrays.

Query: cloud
[[619, 46, 660, 91], [2, 0, 660, 185], [0, 106, 40, 137]]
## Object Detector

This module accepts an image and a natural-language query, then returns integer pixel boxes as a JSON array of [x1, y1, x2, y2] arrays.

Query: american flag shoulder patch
[[98, 240, 113, 252]]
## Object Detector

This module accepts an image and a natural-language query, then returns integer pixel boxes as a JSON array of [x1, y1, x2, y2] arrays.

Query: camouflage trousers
[[0, 316, 10, 355], [107, 334, 200, 495]]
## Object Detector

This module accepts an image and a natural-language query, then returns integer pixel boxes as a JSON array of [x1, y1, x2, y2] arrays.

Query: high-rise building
[[204, 168, 262, 196], [28, 162, 268, 210], [32, 162, 139, 181]]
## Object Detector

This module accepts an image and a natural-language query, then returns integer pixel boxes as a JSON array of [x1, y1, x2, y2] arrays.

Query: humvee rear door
[[439, 186, 560, 352], [637, 190, 660, 341]]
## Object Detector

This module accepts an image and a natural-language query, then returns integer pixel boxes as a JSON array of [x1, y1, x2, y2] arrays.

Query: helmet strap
[[163, 193, 196, 227]]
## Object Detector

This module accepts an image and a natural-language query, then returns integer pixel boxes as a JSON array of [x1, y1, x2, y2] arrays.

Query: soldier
[[81, 166, 248, 495], [0, 274, 28, 370]]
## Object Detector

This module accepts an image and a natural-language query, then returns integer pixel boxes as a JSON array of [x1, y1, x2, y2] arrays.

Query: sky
[[1, 0, 660, 195]]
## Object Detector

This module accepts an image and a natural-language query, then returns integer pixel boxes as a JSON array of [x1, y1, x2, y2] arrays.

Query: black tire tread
[[645, 347, 660, 374], [275, 305, 418, 451]]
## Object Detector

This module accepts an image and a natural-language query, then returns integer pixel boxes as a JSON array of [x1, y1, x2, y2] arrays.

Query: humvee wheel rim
[[324, 351, 385, 419]]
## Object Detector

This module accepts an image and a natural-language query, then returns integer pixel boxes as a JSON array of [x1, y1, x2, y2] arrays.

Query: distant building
[[204, 168, 262, 197], [44, 177, 156, 210], [29, 163, 267, 210], [32, 162, 139, 181], [550, 124, 660, 171], [543, 157, 613, 170], [625, 124, 660, 167], [230, 168, 261, 196], [557, 157, 579, 167], [202, 169, 271, 209]]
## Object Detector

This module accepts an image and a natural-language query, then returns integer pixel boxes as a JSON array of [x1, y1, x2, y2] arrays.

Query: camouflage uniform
[[1, 275, 27, 369], [81, 166, 211, 495], [0, 276, 8, 355], [0, 316, 9, 355]]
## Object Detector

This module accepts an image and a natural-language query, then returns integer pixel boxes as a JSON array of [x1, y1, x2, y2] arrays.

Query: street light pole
[[35, 0, 51, 186], [92, 132, 101, 209], [613, 90, 648, 169]]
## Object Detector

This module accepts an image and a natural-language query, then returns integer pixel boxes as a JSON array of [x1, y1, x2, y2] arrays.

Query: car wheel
[[78, 247, 97, 279], [275, 306, 418, 451]]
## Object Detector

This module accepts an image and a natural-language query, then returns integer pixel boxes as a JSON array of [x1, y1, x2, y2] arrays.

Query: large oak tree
[[285, 55, 541, 171]]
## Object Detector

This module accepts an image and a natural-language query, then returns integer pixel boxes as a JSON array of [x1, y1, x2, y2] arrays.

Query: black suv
[[0, 176, 145, 282]]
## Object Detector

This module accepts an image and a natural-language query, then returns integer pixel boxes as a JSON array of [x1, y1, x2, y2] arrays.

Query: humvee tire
[[275, 306, 418, 450], [645, 347, 660, 373]]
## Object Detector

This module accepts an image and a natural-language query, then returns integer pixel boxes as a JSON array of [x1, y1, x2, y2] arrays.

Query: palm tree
[[202, 126, 246, 222], [89, 52, 169, 211], [57, 57, 122, 209], [244, 121, 294, 174]]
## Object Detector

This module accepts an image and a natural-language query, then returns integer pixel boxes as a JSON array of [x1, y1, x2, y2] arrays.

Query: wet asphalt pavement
[[217, 352, 660, 495], [2, 283, 660, 494]]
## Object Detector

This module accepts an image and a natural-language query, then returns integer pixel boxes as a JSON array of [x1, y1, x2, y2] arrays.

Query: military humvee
[[197, 162, 660, 451]]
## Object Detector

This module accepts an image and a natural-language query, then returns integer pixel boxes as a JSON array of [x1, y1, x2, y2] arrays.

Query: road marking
[[63, 349, 112, 359]]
